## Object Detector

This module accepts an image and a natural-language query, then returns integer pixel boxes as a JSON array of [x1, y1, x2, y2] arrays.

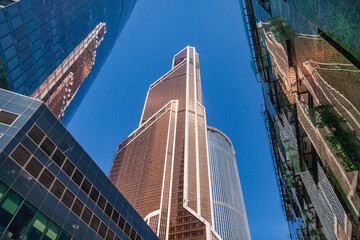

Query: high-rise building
[[109, 46, 222, 239], [0, 0, 136, 122], [207, 126, 251, 240], [0, 89, 158, 240], [240, 0, 359, 239]]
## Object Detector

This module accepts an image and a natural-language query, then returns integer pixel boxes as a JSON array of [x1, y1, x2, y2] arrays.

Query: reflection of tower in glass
[[207, 126, 251, 240], [31, 23, 106, 119], [0, 0, 136, 123], [108, 47, 221, 239]]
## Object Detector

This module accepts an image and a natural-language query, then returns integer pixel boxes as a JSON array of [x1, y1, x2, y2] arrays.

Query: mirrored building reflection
[[240, 0, 359, 239], [207, 126, 251, 240], [0, 0, 136, 123]]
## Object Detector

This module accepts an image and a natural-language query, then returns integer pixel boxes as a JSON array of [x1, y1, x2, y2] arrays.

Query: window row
[[25, 124, 144, 240], [9, 142, 125, 240], [0, 180, 74, 240]]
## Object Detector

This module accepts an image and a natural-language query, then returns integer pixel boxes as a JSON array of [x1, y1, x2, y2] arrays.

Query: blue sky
[[67, 0, 289, 239]]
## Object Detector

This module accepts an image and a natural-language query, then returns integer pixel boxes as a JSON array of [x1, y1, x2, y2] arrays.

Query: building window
[[98, 222, 107, 238], [118, 216, 125, 230], [0, 110, 18, 125], [71, 198, 84, 217], [62, 160, 75, 177], [51, 149, 65, 167], [90, 215, 100, 232], [5, 201, 36, 238], [28, 125, 45, 145], [97, 195, 106, 210], [38, 169, 55, 189], [40, 138, 56, 156], [72, 169, 84, 186], [11, 144, 31, 166], [25, 157, 43, 178], [0, 189, 23, 232], [89, 187, 99, 203], [105, 202, 113, 217], [80, 178, 91, 195], [81, 206, 92, 224], [50, 180, 65, 199], [61, 189, 75, 208]]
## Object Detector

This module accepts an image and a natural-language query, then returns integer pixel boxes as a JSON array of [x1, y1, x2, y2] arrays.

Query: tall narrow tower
[[109, 47, 220, 239]]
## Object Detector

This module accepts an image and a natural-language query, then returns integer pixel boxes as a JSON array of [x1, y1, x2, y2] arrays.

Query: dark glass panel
[[90, 215, 100, 232], [81, 206, 92, 224], [50, 179, 65, 199], [89, 187, 99, 203], [28, 125, 44, 145], [40, 137, 55, 156], [80, 178, 91, 195], [38, 169, 55, 189], [136, 234, 142, 240], [0, 190, 23, 232], [62, 160, 75, 177], [11, 144, 31, 166], [72, 169, 83, 186], [118, 216, 125, 230], [61, 189, 75, 208], [111, 210, 119, 224], [71, 198, 84, 217], [5, 201, 36, 239], [98, 222, 107, 238], [97, 194, 106, 210], [124, 222, 131, 235], [130, 228, 136, 240], [0, 110, 18, 125], [115, 236, 121, 240], [25, 157, 43, 178], [24, 212, 50, 240], [106, 229, 114, 240], [104, 202, 113, 218], [51, 149, 65, 167]]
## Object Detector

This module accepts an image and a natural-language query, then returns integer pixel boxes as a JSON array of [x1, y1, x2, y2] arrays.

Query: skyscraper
[[207, 126, 251, 240], [109, 46, 221, 239], [0, 89, 158, 240], [240, 0, 359, 239], [0, 0, 136, 122]]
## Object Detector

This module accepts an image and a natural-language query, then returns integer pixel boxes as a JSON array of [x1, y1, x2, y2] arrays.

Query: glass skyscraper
[[109, 47, 222, 239], [0, 0, 136, 122], [207, 126, 251, 240], [240, 0, 359, 239], [0, 89, 158, 240]]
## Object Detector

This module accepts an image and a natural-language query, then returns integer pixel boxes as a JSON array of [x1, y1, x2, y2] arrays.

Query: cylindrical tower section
[[207, 126, 251, 240]]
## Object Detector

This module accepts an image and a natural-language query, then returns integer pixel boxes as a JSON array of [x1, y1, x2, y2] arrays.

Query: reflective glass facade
[[207, 126, 251, 240], [0, 89, 158, 240], [240, 0, 360, 239], [0, 0, 136, 123], [109, 47, 221, 239]]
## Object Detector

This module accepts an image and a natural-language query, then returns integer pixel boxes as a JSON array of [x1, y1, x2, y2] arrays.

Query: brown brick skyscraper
[[108, 47, 221, 240]]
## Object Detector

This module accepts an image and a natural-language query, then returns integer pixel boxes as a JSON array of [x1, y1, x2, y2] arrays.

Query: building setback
[[109, 47, 221, 239], [0, 0, 136, 123], [207, 126, 251, 240], [239, 0, 360, 239], [0, 89, 158, 240]]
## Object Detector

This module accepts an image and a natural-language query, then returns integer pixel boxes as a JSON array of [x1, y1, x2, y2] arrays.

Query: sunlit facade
[[0, 0, 136, 123], [0, 89, 158, 240], [109, 47, 221, 240], [207, 126, 251, 240], [240, 0, 359, 239]]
